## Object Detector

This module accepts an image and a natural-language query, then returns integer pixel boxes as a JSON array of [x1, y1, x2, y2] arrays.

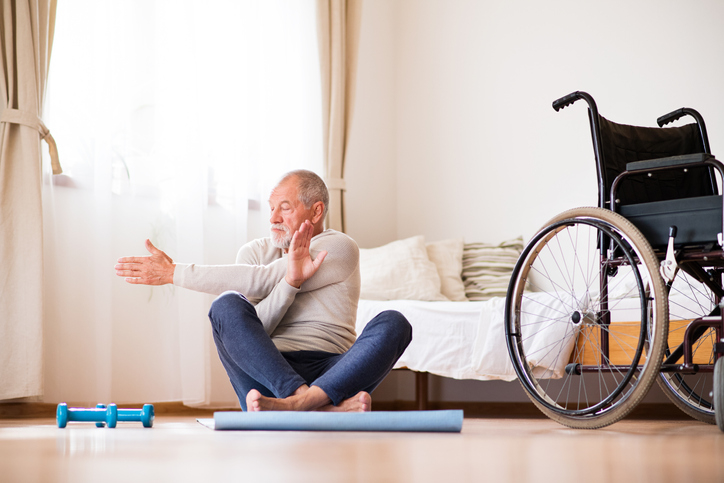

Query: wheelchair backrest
[[596, 116, 715, 207]]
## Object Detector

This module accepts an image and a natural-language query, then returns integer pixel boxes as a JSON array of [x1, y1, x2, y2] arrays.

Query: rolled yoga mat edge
[[212, 410, 463, 433]]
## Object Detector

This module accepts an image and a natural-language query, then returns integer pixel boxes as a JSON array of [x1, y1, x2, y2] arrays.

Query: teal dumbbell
[[56, 403, 154, 428], [57, 403, 118, 428]]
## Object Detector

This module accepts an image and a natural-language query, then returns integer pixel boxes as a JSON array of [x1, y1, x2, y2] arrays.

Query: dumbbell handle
[[117, 408, 144, 420], [69, 408, 113, 421]]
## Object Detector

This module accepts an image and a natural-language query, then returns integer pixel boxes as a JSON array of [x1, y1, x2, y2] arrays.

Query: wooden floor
[[1, 412, 723, 483]]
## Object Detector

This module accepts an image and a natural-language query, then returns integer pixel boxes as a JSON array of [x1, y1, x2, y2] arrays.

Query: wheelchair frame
[[505, 91, 724, 429]]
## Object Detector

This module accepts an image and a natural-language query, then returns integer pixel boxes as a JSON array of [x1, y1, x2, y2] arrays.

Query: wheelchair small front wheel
[[657, 268, 720, 424], [714, 357, 724, 432], [505, 207, 668, 429]]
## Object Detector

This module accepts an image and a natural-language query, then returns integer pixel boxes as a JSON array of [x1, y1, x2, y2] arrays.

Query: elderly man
[[115, 170, 412, 412]]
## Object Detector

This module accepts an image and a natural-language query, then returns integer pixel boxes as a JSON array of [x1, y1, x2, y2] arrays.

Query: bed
[[355, 235, 576, 409]]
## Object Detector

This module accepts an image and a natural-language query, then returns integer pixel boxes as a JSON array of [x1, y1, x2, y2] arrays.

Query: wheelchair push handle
[[552, 91, 598, 114], [657, 108, 688, 127], [552, 92, 583, 111], [657, 106, 711, 154]]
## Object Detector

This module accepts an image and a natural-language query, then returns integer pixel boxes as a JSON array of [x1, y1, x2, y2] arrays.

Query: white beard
[[270, 223, 292, 249]]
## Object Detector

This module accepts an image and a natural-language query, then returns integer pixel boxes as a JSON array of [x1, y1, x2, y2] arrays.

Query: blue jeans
[[208, 291, 412, 411]]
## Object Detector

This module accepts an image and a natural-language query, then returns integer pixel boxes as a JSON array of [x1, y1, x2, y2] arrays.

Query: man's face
[[268, 178, 315, 249]]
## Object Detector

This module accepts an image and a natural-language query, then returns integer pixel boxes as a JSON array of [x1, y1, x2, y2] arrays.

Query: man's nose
[[270, 210, 282, 224]]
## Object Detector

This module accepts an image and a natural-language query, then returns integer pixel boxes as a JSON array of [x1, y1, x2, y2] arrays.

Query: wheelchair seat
[[619, 191, 722, 249]]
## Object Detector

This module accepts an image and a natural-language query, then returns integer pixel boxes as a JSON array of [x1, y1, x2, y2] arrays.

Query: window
[[46, 0, 323, 214]]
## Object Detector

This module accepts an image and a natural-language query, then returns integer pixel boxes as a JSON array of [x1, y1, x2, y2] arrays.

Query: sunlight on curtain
[[42, 0, 322, 407]]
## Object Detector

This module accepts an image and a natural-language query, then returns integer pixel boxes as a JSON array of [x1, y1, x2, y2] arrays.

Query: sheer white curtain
[[42, 0, 322, 407]]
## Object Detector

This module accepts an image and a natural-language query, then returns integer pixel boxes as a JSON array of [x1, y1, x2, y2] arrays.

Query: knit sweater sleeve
[[253, 280, 300, 335], [173, 232, 357, 296], [172, 240, 286, 298], [294, 232, 359, 293]]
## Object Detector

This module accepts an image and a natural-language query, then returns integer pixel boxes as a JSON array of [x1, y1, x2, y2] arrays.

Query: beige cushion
[[462, 237, 524, 301], [359, 236, 448, 301], [426, 239, 468, 301]]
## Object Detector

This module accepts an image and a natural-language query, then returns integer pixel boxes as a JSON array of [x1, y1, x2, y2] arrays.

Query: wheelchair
[[504, 91, 724, 429]]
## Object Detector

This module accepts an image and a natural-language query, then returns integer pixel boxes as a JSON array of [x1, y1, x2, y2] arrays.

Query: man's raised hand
[[115, 239, 175, 285], [285, 220, 327, 289]]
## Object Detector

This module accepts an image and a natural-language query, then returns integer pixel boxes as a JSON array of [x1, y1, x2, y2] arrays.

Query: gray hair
[[278, 169, 329, 218]]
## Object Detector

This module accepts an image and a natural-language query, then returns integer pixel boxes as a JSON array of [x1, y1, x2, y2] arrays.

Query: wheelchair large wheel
[[506, 207, 668, 429], [658, 269, 720, 424]]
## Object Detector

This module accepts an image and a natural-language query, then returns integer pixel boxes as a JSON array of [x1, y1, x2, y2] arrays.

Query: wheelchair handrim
[[505, 216, 655, 417]]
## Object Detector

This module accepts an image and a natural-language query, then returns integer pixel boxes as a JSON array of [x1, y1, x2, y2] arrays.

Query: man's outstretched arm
[[116, 238, 288, 298], [115, 221, 327, 299]]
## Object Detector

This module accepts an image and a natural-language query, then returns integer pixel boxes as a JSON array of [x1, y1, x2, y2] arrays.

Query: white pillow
[[426, 239, 468, 301], [359, 236, 448, 301]]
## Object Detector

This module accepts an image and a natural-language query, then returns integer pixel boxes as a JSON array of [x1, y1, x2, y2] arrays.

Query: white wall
[[348, 0, 724, 247], [344, 0, 399, 248], [346, 0, 724, 404]]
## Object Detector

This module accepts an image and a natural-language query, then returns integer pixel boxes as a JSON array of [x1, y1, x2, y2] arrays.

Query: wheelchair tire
[[657, 270, 719, 424], [506, 207, 668, 429], [715, 358, 724, 432]]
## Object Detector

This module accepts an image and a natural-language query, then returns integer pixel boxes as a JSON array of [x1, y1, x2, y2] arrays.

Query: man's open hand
[[285, 220, 327, 288], [115, 239, 175, 285]]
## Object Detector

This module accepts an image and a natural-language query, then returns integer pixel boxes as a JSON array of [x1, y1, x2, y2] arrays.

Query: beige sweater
[[173, 229, 361, 353]]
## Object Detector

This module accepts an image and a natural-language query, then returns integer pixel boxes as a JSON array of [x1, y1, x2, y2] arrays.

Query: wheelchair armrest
[[625, 153, 713, 173]]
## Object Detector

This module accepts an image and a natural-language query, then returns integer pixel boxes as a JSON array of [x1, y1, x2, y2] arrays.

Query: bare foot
[[318, 392, 371, 412], [247, 389, 276, 411], [246, 385, 327, 412]]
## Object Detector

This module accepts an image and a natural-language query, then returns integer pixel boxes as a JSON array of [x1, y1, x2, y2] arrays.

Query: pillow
[[426, 239, 468, 301], [462, 237, 524, 301], [359, 236, 448, 301]]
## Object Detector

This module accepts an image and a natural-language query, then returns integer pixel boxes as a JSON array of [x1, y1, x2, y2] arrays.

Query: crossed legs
[[208, 291, 412, 412]]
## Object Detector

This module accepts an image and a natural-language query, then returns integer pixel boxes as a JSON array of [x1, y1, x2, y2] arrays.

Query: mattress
[[356, 293, 579, 382]]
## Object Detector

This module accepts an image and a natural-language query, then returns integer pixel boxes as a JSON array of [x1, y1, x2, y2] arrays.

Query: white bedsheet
[[355, 293, 578, 382], [356, 300, 488, 381]]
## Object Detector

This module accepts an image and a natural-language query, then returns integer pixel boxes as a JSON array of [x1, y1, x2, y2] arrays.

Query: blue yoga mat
[[212, 410, 463, 433]]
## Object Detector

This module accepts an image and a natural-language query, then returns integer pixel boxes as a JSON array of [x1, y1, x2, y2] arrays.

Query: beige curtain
[[316, 0, 361, 233], [0, 0, 60, 400]]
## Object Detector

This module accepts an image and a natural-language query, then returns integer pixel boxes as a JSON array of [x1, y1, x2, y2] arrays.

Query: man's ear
[[311, 201, 325, 224]]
